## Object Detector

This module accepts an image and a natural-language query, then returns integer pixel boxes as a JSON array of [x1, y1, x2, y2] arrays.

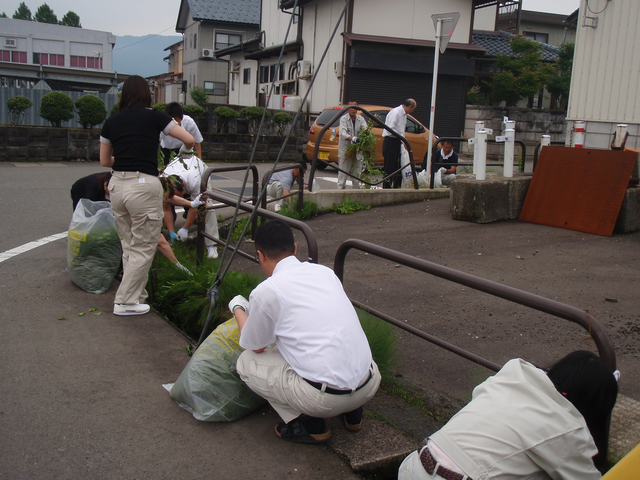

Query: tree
[[13, 2, 31, 20], [489, 36, 555, 107], [189, 86, 209, 108], [39, 91, 74, 127], [75, 94, 107, 129], [34, 3, 57, 24], [60, 11, 81, 27], [0, 12, 8, 18], [7, 95, 33, 125], [546, 43, 574, 111]]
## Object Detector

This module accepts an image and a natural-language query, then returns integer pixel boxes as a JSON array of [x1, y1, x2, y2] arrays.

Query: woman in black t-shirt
[[100, 75, 194, 316]]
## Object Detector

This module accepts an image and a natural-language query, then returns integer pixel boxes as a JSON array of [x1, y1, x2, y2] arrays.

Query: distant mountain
[[113, 35, 183, 79]]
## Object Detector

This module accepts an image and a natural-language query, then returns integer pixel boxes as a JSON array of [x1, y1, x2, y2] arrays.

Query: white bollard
[[473, 121, 484, 175], [504, 128, 515, 178], [541, 134, 551, 147], [504, 119, 515, 133], [476, 130, 487, 181], [613, 124, 628, 149]]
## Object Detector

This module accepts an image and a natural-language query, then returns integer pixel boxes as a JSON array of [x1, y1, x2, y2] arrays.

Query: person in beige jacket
[[337, 101, 368, 189]]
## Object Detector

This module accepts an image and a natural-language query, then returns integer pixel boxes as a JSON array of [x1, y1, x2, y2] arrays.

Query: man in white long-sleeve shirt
[[382, 99, 416, 189]]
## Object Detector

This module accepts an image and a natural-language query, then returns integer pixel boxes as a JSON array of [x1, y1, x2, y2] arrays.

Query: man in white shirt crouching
[[229, 220, 380, 443]]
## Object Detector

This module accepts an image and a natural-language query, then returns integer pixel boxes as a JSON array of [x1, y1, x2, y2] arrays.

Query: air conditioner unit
[[5, 38, 17, 48], [202, 48, 214, 58], [231, 61, 241, 72], [300, 60, 312, 77]]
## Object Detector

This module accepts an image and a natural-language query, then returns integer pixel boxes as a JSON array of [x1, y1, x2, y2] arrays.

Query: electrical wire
[[112, 26, 178, 51], [197, 0, 353, 346], [586, 0, 610, 15]]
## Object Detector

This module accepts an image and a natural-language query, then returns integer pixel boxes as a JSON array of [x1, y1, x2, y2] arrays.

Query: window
[[231, 74, 235, 91], [260, 65, 269, 83], [279, 63, 285, 81], [269, 64, 276, 82], [70, 55, 102, 69], [215, 33, 242, 50], [194, 33, 197, 50], [2, 50, 27, 63], [243, 68, 251, 85], [523, 31, 549, 43], [204, 81, 226, 96]]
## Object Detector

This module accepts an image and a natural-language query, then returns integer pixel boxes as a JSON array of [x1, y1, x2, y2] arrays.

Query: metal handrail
[[196, 190, 319, 264], [260, 162, 306, 213], [533, 141, 566, 172], [334, 239, 616, 372], [429, 136, 527, 189], [308, 105, 421, 191]]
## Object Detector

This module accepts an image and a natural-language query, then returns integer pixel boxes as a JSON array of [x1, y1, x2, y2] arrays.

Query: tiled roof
[[472, 30, 560, 62], [188, 0, 260, 25]]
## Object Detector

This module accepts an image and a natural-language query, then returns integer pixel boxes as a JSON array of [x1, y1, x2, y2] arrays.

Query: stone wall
[[463, 106, 567, 172], [0, 125, 304, 162]]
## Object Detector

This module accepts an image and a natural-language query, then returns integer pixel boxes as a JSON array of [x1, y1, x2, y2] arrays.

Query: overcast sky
[[5, 0, 581, 37]]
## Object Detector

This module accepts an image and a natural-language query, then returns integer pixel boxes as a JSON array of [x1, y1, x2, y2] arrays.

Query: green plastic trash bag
[[67, 199, 121, 294], [169, 318, 266, 422]]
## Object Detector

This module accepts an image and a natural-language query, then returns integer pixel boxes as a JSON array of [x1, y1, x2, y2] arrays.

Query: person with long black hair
[[398, 351, 618, 479], [99, 75, 194, 316]]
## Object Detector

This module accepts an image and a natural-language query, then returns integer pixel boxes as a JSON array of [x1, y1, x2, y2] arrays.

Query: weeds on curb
[[332, 198, 371, 215]]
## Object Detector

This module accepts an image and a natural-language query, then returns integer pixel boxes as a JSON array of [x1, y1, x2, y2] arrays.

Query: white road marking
[[0, 232, 68, 264]]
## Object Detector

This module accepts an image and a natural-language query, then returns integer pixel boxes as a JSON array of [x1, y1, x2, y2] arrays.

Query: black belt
[[303, 370, 372, 395], [420, 446, 472, 480]]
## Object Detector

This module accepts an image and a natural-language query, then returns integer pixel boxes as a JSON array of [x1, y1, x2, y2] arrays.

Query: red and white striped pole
[[572, 121, 585, 148]]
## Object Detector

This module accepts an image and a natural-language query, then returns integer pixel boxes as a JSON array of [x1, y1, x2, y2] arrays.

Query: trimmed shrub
[[109, 103, 119, 117], [75, 94, 107, 129], [272, 112, 293, 135], [7, 95, 33, 125], [214, 106, 239, 133], [183, 104, 206, 121], [39, 91, 74, 127], [153, 102, 167, 113], [240, 106, 271, 135]]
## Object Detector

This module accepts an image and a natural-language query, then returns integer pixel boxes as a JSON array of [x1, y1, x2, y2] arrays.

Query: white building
[[566, 0, 640, 150], [218, 0, 483, 139], [175, 0, 260, 105], [0, 17, 124, 126]]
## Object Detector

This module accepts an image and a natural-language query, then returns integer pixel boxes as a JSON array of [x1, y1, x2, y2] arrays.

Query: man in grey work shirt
[[382, 99, 416, 189], [266, 161, 306, 211]]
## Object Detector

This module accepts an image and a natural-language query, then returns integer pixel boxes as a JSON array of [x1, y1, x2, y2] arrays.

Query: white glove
[[351, 136, 360, 144], [177, 227, 189, 242], [438, 167, 448, 174], [229, 295, 250, 316], [179, 144, 194, 157], [190, 194, 204, 208]]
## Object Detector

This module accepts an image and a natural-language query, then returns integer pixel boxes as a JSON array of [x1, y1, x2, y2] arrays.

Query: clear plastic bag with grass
[[67, 199, 122, 294], [168, 318, 266, 422]]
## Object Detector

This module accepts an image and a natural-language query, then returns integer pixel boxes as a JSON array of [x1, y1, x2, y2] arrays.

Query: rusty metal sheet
[[519, 146, 638, 236]]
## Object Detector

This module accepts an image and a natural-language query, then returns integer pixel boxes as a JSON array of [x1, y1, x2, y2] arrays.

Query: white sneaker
[[113, 303, 150, 316], [207, 246, 219, 259]]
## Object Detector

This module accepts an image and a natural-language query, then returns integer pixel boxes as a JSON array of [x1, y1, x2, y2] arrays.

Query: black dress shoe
[[275, 415, 331, 443]]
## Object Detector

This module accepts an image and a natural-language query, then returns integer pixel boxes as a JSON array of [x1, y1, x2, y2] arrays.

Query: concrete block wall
[[0, 126, 304, 162]]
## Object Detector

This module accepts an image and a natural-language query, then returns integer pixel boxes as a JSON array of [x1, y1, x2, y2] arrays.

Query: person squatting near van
[[229, 220, 381, 443], [398, 351, 618, 480], [266, 161, 307, 212]]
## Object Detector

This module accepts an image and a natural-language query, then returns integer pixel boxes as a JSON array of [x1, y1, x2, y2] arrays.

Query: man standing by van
[[382, 99, 416, 189]]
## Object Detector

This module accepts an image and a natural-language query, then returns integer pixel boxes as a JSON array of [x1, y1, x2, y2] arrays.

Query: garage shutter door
[[348, 69, 466, 139]]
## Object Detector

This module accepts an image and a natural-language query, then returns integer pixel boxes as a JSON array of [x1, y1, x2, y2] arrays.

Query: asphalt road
[[2, 160, 639, 479]]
